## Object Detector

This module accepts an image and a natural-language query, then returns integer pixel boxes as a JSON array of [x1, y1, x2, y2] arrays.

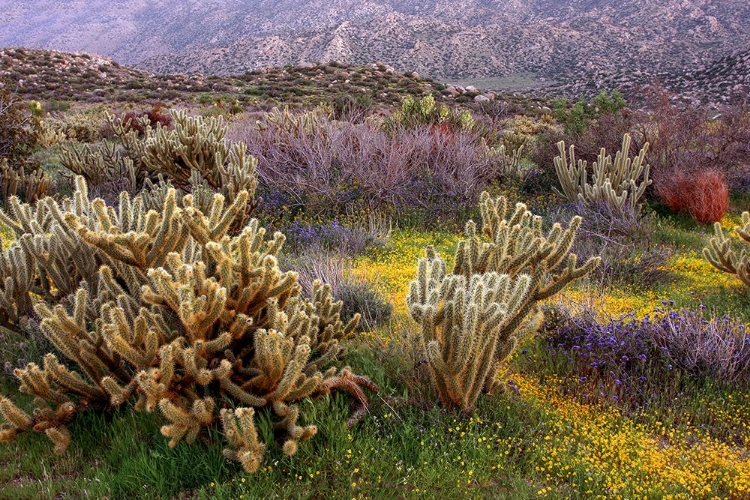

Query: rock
[[474, 94, 491, 102], [465, 85, 478, 93]]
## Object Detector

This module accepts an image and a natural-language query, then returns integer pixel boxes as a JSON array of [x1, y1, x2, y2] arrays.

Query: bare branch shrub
[[235, 110, 496, 218], [650, 308, 750, 385]]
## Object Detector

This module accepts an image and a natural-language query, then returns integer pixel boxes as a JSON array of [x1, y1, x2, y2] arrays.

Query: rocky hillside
[[2, 1, 750, 104], [669, 48, 750, 105], [1, 47, 535, 111]]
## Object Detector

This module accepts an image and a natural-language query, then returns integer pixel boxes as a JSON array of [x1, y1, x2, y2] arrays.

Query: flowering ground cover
[[1, 95, 749, 499], [344, 218, 750, 499], [1, 200, 749, 499]]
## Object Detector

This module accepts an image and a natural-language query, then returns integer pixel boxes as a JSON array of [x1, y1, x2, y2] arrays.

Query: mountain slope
[[2, 0, 750, 101]]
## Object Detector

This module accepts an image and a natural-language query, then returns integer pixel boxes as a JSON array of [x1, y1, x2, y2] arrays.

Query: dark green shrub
[[553, 90, 625, 135]]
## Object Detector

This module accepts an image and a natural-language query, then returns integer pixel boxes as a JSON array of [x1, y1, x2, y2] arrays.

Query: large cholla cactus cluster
[[407, 192, 599, 412], [553, 133, 651, 215], [0, 176, 377, 472], [704, 212, 750, 287]]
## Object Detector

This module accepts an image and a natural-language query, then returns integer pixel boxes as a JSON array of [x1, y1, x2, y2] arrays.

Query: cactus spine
[[703, 212, 750, 287], [407, 192, 599, 412]]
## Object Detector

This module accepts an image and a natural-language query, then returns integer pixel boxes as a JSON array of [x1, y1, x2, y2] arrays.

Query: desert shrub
[[655, 169, 729, 223], [568, 109, 639, 165], [383, 94, 473, 134], [40, 108, 109, 144], [650, 307, 750, 385], [283, 214, 391, 258], [635, 87, 750, 194], [285, 248, 392, 332], [336, 278, 393, 332], [538, 305, 675, 409], [239, 108, 496, 225], [328, 94, 374, 123], [553, 90, 626, 136], [551, 202, 672, 289], [119, 104, 173, 136], [536, 302, 750, 414], [0, 85, 39, 164]]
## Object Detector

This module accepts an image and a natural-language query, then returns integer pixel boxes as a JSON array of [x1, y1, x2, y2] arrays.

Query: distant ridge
[[1, 47, 523, 109], [2, 1, 750, 104], [2, 46, 748, 108]]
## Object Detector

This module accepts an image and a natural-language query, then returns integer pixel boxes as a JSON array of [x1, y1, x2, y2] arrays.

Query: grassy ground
[[2, 203, 748, 499]]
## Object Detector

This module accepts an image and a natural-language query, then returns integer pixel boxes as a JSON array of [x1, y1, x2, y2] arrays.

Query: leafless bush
[[282, 246, 392, 331], [548, 202, 672, 288], [634, 87, 750, 194], [233, 110, 496, 217], [650, 308, 750, 385]]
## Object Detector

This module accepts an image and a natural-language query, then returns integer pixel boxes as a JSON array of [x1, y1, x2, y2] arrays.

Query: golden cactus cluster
[[407, 192, 599, 412], [0, 175, 376, 473], [553, 133, 651, 214], [704, 211, 750, 287]]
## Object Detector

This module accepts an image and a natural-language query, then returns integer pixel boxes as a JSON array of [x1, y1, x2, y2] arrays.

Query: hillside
[[2, 47, 543, 112], [2, 0, 750, 103]]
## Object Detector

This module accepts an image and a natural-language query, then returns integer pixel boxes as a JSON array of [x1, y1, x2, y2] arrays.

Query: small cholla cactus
[[406, 192, 599, 412], [703, 211, 750, 287], [553, 133, 651, 215], [28, 100, 43, 118]]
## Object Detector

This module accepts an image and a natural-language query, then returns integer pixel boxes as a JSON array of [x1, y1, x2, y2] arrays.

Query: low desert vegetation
[[0, 62, 749, 499]]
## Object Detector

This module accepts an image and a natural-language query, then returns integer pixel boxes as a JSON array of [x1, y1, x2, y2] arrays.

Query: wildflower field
[[1, 79, 749, 500]]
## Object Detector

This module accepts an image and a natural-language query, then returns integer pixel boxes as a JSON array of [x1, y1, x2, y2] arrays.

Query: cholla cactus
[[0, 158, 50, 205], [703, 212, 750, 287], [553, 134, 651, 215], [60, 141, 141, 194], [486, 142, 527, 181], [0, 177, 376, 473], [407, 192, 598, 412], [259, 106, 329, 137], [385, 94, 473, 132]]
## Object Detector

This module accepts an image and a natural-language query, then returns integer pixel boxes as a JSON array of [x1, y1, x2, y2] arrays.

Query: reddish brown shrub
[[656, 169, 729, 223], [656, 172, 690, 214], [687, 170, 730, 224], [120, 104, 172, 135]]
